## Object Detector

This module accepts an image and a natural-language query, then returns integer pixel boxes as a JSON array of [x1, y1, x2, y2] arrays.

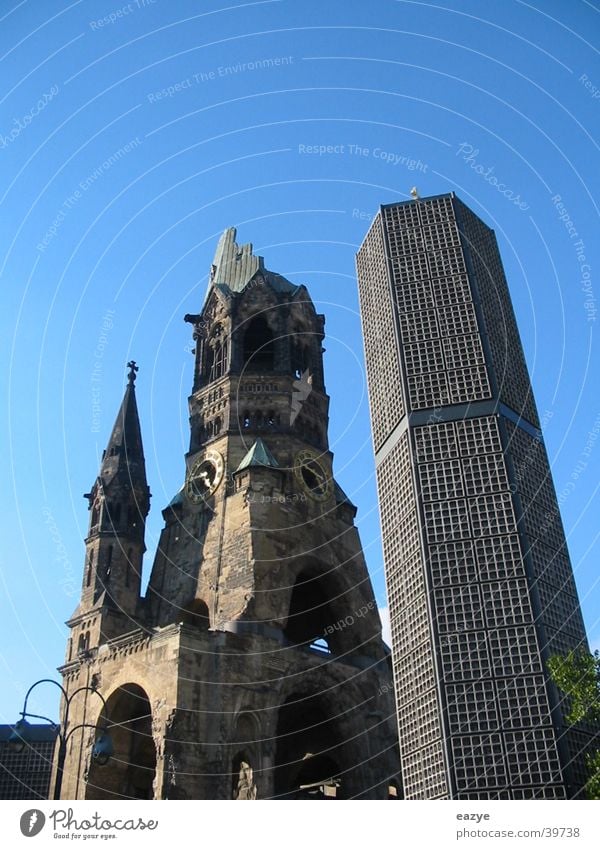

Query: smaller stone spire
[[100, 361, 147, 488]]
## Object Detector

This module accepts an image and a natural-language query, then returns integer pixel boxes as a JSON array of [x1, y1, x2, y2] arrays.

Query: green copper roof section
[[235, 438, 280, 472], [209, 227, 298, 295]]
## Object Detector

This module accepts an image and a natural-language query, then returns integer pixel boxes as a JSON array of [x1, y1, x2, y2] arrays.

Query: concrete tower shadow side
[[356, 192, 598, 800], [57, 228, 401, 801]]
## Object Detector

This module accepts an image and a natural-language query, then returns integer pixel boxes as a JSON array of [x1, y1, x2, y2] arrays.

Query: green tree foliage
[[548, 649, 600, 799]]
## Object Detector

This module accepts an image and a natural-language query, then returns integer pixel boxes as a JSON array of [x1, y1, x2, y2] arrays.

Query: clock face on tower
[[294, 449, 332, 501], [185, 449, 225, 504]]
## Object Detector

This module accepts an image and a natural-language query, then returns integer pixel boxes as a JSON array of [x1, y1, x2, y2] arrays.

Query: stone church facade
[[57, 228, 400, 800]]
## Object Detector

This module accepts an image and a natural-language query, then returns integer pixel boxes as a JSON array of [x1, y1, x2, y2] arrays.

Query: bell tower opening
[[243, 315, 275, 372], [274, 695, 343, 799], [284, 570, 341, 654]]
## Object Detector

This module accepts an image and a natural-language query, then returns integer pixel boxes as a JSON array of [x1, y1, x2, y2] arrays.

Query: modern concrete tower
[[57, 228, 400, 800], [356, 192, 595, 799]]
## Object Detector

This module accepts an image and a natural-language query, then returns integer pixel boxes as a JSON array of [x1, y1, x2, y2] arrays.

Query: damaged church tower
[[57, 228, 400, 800]]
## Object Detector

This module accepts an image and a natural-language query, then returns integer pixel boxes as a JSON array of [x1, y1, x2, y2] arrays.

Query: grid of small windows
[[394, 643, 437, 706], [439, 630, 492, 682], [414, 421, 458, 462], [428, 246, 467, 279], [488, 627, 543, 677], [528, 540, 577, 595], [418, 195, 455, 226], [422, 222, 462, 253], [394, 278, 434, 313], [446, 680, 499, 733], [437, 302, 479, 337], [521, 498, 566, 553], [543, 626, 587, 659], [435, 584, 484, 633], [496, 676, 552, 729], [398, 690, 444, 753], [457, 416, 502, 456], [447, 365, 491, 403], [408, 371, 450, 409], [392, 253, 430, 283], [452, 734, 508, 790], [391, 595, 431, 657], [458, 790, 512, 799], [356, 217, 405, 450], [388, 552, 426, 611], [429, 540, 476, 587], [512, 786, 566, 799], [402, 741, 448, 799], [399, 308, 439, 342], [455, 198, 539, 425], [504, 729, 562, 786], [0, 739, 56, 799], [469, 492, 516, 537], [567, 729, 598, 792], [432, 274, 473, 305], [482, 579, 532, 628], [424, 499, 471, 543], [536, 579, 585, 636], [403, 339, 445, 375], [442, 334, 486, 370], [383, 201, 421, 233], [376, 434, 414, 536], [387, 225, 424, 255], [418, 459, 464, 502], [475, 535, 525, 582], [463, 454, 509, 497]]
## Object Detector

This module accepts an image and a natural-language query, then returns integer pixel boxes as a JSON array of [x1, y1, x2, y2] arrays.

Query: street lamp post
[[9, 678, 113, 800]]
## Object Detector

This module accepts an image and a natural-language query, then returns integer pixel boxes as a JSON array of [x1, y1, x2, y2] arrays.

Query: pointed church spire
[[100, 360, 147, 490]]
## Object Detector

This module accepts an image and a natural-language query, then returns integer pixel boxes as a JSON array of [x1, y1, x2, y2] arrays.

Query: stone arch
[[181, 598, 210, 630], [273, 693, 345, 799], [243, 314, 275, 372], [230, 711, 260, 799], [283, 569, 340, 654], [86, 683, 156, 800]]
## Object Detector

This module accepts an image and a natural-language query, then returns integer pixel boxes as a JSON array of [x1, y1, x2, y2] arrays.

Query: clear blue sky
[[1, 0, 599, 724]]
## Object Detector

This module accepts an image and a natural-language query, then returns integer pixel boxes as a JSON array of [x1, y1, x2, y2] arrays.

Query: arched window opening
[[274, 695, 343, 799], [182, 598, 210, 630], [255, 410, 263, 428], [91, 501, 100, 528], [214, 417, 222, 436], [242, 411, 251, 429], [86, 551, 94, 587], [284, 571, 341, 654], [243, 316, 275, 372], [86, 684, 156, 800], [267, 410, 277, 427], [210, 341, 227, 381], [291, 334, 310, 380]]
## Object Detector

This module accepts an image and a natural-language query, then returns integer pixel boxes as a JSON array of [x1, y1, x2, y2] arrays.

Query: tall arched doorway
[[274, 694, 344, 799], [86, 683, 156, 800]]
